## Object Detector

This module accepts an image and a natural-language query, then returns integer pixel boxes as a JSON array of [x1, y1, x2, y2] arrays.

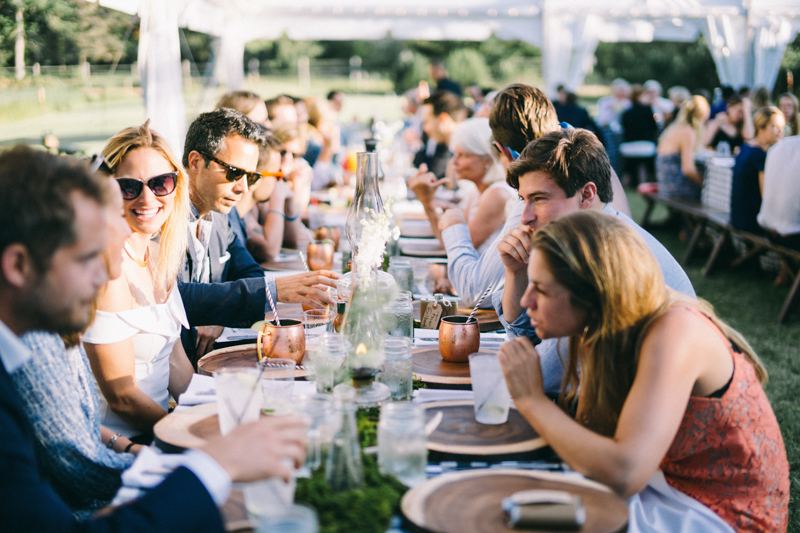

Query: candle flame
[[355, 343, 368, 355]]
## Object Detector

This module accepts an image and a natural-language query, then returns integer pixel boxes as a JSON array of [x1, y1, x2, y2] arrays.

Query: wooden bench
[[639, 190, 800, 323]]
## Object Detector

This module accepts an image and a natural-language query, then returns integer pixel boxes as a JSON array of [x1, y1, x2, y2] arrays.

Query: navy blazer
[[0, 361, 225, 533], [179, 211, 267, 360]]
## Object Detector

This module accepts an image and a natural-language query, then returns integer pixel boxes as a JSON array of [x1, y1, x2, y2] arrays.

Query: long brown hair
[[101, 121, 189, 293], [531, 211, 767, 436]]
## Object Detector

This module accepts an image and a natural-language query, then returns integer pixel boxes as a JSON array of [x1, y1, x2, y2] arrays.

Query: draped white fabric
[[92, 0, 800, 148], [137, 0, 186, 156]]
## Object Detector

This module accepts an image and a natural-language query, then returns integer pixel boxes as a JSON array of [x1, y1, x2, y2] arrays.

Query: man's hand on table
[[498, 224, 534, 273], [408, 164, 447, 207], [439, 208, 467, 233], [196, 325, 225, 358], [201, 415, 308, 483], [274, 271, 340, 308]]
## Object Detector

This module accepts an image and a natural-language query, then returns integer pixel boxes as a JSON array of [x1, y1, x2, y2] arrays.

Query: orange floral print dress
[[659, 315, 789, 532]]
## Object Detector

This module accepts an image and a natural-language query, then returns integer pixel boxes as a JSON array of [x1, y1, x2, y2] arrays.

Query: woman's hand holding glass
[[497, 336, 548, 408]]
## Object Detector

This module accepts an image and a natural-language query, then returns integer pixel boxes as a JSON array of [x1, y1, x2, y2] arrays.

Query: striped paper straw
[[265, 282, 280, 326], [467, 285, 494, 323]]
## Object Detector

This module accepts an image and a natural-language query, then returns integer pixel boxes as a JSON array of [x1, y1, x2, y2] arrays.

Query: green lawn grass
[[626, 190, 800, 531]]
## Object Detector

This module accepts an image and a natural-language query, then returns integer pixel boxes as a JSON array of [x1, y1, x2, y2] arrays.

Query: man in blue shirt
[[496, 129, 694, 392]]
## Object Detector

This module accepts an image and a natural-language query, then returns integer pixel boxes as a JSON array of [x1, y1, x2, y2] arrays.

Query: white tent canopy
[[94, 0, 800, 152]]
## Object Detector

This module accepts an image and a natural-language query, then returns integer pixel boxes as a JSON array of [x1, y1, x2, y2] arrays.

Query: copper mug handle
[[256, 325, 273, 361]]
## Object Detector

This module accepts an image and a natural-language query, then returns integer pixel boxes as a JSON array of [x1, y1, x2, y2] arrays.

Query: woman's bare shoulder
[[642, 305, 728, 359], [480, 185, 513, 204], [95, 272, 133, 313]]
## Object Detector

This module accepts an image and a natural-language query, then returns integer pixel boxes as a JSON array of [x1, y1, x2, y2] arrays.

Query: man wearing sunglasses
[[181, 109, 338, 360]]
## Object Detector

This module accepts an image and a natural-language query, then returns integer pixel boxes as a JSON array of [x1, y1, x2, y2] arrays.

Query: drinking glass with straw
[[214, 363, 266, 435]]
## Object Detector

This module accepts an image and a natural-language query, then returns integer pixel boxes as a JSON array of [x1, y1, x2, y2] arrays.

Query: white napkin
[[216, 327, 257, 343], [414, 389, 474, 403], [179, 374, 217, 406], [179, 375, 318, 408]]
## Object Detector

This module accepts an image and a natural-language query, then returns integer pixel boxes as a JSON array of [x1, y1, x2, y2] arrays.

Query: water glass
[[260, 358, 295, 416], [244, 359, 297, 518], [468, 352, 510, 425], [293, 394, 337, 476], [244, 458, 297, 518], [312, 333, 350, 393], [387, 257, 414, 292], [378, 402, 427, 487], [303, 309, 333, 345], [378, 337, 413, 401], [384, 291, 414, 338], [411, 258, 429, 293], [256, 505, 319, 533], [213, 365, 263, 436]]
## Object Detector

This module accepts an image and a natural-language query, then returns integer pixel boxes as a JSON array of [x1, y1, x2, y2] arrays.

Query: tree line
[[2, 1, 799, 96]]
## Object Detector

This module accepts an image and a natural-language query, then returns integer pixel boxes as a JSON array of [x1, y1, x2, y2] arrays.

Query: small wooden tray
[[412, 347, 471, 385], [424, 400, 545, 456], [154, 403, 220, 450], [197, 344, 314, 379], [401, 468, 628, 533]]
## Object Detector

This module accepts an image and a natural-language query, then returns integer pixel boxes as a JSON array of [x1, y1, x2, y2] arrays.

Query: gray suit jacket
[[179, 211, 269, 360]]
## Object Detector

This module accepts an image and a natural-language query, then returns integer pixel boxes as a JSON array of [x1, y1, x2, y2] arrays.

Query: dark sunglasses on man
[[115, 172, 178, 201], [199, 151, 262, 187]]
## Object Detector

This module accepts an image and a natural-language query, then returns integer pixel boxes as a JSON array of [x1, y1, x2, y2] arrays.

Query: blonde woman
[[83, 122, 194, 441], [655, 95, 710, 200], [409, 117, 514, 253], [499, 211, 788, 532]]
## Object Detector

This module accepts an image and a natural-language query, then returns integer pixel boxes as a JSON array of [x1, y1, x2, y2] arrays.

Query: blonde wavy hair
[[102, 120, 189, 292], [531, 211, 766, 436], [673, 95, 709, 131]]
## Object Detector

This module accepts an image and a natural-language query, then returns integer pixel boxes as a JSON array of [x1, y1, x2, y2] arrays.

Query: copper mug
[[307, 240, 335, 271], [438, 315, 480, 363], [257, 319, 306, 364]]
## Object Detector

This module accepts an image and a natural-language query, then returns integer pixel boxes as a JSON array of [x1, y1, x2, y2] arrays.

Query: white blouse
[[82, 288, 189, 438]]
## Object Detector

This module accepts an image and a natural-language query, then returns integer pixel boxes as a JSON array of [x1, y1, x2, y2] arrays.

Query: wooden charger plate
[[412, 347, 471, 385], [197, 344, 314, 379], [424, 400, 545, 456], [154, 402, 220, 450], [401, 468, 628, 533]]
